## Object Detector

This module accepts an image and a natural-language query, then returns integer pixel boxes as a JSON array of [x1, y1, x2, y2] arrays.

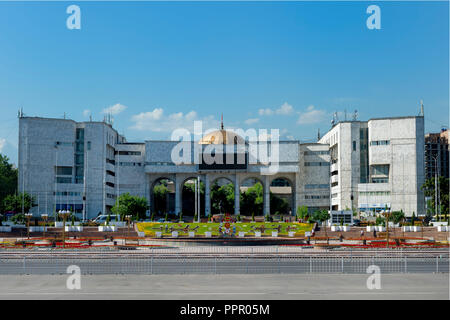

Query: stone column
[[175, 174, 181, 216], [234, 174, 240, 215], [264, 175, 270, 216], [293, 173, 300, 216], [204, 174, 211, 218]]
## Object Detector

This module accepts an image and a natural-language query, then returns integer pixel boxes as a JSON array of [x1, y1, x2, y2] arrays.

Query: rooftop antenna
[[63, 112, 66, 119], [317, 128, 321, 141], [89, 114, 92, 122], [352, 110, 358, 121], [344, 109, 347, 121], [221, 113, 224, 130], [419, 100, 424, 116]]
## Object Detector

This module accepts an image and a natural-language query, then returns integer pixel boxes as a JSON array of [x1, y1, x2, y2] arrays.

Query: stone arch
[[150, 176, 176, 215], [210, 176, 235, 215], [239, 177, 264, 216], [269, 176, 294, 215], [181, 176, 205, 217]]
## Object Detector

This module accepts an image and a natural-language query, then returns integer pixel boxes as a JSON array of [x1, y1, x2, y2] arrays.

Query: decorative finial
[[221, 113, 224, 130]]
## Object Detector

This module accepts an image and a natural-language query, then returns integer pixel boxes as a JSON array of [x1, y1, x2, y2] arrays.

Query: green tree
[[2, 192, 35, 214], [296, 206, 308, 221], [111, 193, 148, 221], [390, 210, 405, 224], [240, 183, 263, 216], [270, 193, 289, 215], [153, 182, 169, 214], [0, 154, 18, 213], [211, 182, 234, 214], [421, 177, 449, 218]]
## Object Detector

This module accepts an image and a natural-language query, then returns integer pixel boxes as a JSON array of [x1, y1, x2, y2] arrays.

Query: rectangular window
[[117, 151, 142, 156], [372, 164, 389, 176], [371, 178, 389, 183], [55, 166, 72, 175], [56, 177, 72, 184], [353, 141, 356, 151]]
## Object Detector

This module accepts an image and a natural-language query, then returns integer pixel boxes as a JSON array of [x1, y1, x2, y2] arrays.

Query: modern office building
[[18, 113, 426, 219], [425, 129, 449, 180], [319, 116, 425, 216]]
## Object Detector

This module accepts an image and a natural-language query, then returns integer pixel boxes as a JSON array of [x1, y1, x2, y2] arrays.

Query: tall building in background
[[319, 116, 425, 216], [425, 129, 449, 180]]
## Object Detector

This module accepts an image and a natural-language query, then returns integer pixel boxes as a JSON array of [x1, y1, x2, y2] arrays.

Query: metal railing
[[0, 255, 448, 275]]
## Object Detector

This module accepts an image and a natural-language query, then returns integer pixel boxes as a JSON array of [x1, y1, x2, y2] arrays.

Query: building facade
[[319, 116, 425, 216], [18, 116, 330, 219], [18, 114, 426, 219], [425, 129, 449, 180]]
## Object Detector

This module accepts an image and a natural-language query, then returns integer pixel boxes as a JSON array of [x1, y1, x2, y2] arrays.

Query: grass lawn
[[137, 222, 313, 237]]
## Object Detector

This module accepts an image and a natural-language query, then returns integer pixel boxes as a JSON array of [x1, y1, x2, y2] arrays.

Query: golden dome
[[199, 129, 245, 145]]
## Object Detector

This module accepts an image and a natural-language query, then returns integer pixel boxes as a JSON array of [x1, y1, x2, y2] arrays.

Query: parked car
[[92, 215, 121, 224]]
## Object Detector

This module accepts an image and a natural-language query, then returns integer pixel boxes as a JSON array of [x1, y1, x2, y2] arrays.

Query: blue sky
[[0, 1, 448, 164]]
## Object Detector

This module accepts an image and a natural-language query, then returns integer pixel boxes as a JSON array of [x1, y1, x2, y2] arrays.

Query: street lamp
[[25, 213, 33, 239], [58, 210, 71, 248], [41, 213, 48, 239]]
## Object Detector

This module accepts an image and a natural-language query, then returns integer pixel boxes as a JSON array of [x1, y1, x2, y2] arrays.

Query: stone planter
[[376, 226, 385, 232], [65, 226, 83, 232], [204, 231, 212, 237], [171, 231, 178, 238], [111, 221, 126, 227], [55, 221, 80, 228], [255, 231, 261, 237], [155, 231, 162, 238], [331, 226, 339, 232], [98, 226, 117, 232], [288, 231, 295, 237], [402, 226, 410, 232], [29, 226, 48, 232], [188, 231, 195, 237], [437, 226, 448, 232], [271, 231, 278, 237], [238, 232, 245, 237], [412, 226, 421, 232], [366, 226, 374, 232], [0, 226, 12, 232], [342, 226, 351, 232]]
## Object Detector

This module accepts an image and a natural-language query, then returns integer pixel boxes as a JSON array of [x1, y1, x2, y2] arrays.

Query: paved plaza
[[0, 274, 447, 300]]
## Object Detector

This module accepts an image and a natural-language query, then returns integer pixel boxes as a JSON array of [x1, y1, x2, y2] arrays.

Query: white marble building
[[18, 116, 330, 219]]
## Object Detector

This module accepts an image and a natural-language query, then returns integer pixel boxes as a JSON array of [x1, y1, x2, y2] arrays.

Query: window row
[[370, 140, 390, 146]]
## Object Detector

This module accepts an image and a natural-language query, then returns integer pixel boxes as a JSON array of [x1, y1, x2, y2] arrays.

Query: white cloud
[[258, 102, 294, 116], [102, 103, 127, 115], [297, 105, 328, 125], [276, 102, 294, 115], [83, 109, 91, 118], [130, 108, 218, 133], [0, 138, 6, 152], [245, 118, 259, 125], [258, 108, 273, 116]]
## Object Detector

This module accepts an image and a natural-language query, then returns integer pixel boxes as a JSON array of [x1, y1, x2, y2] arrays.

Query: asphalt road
[[0, 274, 447, 300]]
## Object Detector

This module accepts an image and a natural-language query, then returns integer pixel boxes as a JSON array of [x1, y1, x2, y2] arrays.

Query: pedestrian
[[360, 229, 364, 238]]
